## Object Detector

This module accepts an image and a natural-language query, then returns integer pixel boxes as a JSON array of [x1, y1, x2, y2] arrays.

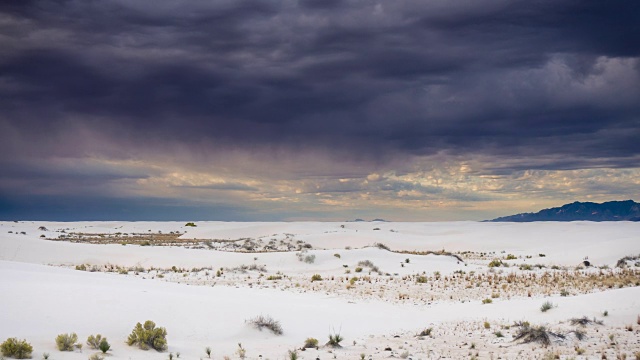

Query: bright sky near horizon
[[0, 1, 639, 221]]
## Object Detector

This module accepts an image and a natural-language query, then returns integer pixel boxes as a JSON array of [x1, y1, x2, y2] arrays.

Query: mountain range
[[489, 200, 640, 222]]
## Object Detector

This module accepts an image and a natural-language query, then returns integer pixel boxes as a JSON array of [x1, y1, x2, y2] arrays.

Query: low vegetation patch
[[127, 320, 167, 351], [327, 333, 343, 347], [303, 337, 318, 348], [246, 315, 283, 335], [540, 301, 554, 312], [56, 333, 79, 351], [1, 338, 33, 359]]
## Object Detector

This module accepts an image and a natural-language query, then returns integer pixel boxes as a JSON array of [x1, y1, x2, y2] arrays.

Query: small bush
[[236, 343, 246, 359], [56, 333, 78, 351], [98, 338, 110, 354], [127, 320, 167, 351], [86, 334, 105, 350], [334, 253, 341, 258], [247, 315, 283, 335], [374, 242, 390, 251], [1, 338, 33, 359], [506, 254, 517, 260], [416, 276, 428, 283], [488, 259, 503, 267], [311, 274, 323, 282], [540, 301, 554, 312], [482, 298, 493, 304], [88, 354, 104, 360], [354, 267, 363, 273], [494, 331, 504, 338], [205, 346, 212, 358], [327, 333, 343, 347], [484, 321, 490, 329], [513, 325, 554, 347], [184, 222, 197, 227], [303, 255, 316, 264], [287, 349, 298, 360], [303, 338, 318, 348], [560, 289, 569, 297]]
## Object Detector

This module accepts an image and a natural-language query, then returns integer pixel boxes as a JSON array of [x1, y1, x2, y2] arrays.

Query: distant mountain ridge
[[489, 200, 640, 222]]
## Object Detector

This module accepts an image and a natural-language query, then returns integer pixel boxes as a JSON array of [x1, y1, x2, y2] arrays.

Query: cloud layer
[[1, 0, 638, 220]]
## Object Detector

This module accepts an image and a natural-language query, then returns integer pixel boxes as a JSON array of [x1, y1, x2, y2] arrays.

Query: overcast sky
[[1, 0, 639, 221]]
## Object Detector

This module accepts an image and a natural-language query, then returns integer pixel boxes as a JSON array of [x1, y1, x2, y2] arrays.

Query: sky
[[0, 0, 639, 221]]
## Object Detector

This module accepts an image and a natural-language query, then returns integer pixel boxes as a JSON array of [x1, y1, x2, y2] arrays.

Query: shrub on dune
[[127, 321, 167, 351], [1, 338, 33, 359], [246, 315, 283, 335], [303, 338, 319, 348], [55, 333, 78, 351]]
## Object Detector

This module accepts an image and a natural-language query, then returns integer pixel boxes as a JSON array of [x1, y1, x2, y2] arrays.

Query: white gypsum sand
[[1, 221, 639, 359]]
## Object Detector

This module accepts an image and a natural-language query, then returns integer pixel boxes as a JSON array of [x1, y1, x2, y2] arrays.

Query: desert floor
[[1, 221, 639, 359]]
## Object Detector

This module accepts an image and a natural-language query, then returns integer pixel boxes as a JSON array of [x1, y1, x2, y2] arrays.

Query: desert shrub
[[374, 243, 390, 251], [354, 267, 363, 273], [56, 333, 78, 351], [540, 301, 554, 312], [484, 321, 490, 329], [236, 343, 246, 359], [86, 334, 105, 350], [513, 325, 553, 347], [506, 254, 517, 260], [303, 338, 318, 348], [482, 298, 493, 304], [98, 338, 110, 354], [184, 222, 197, 227], [488, 259, 503, 267], [88, 354, 104, 360], [416, 276, 428, 283], [75, 264, 87, 271], [327, 333, 343, 347], [418, 328, 432, 337], [570, 316, 603, 326], [494, 331, 504, 337], [560, 289, 570, 297], [303, 255, 316, 264], [246, 315, 283, 335], [311, 274, 323, 282], [266, 275, 282, 280], [287, 349, 298, 360], [205, 346, 212, 358], [126, 320, 167, 351], [334, 253, 341, 258], [1, 338, 33, 359]]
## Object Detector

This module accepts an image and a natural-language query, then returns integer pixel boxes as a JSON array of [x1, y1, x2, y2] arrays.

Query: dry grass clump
[[326, 332, 343, 347], [247, 315, 283, 335], [513, 324, 559, 347], [570, 316, 603, 326]]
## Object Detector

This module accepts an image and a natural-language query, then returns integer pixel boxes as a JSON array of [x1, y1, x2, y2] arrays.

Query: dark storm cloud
[[0, 0, 639, 219], [1, 0, 638, 165]]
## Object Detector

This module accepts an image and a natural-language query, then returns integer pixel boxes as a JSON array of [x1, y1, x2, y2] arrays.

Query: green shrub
[[127, 320, 167, 351], [416, 276, 428, 283], [488, 259, 503, 267], [56, 333, 78, 351], [184, 222, 197, 227], [287, 349, 299, 360], [354, 267, 363, 273], [98, 338, 110, 354], [506, 254, 517, 260], [482, 298, 493, 304], [418, 328, 433, 337], [540, 301, 554, 312], [311, 274, 322, 282], [1, 338, 33, 359], [86, 334, 106, 350], [303, 338, 318, 348], [327, 333, 343, 347]]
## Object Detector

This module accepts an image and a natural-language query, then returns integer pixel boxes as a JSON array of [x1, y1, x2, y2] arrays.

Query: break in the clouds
[[0, 0, 639, 220]]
